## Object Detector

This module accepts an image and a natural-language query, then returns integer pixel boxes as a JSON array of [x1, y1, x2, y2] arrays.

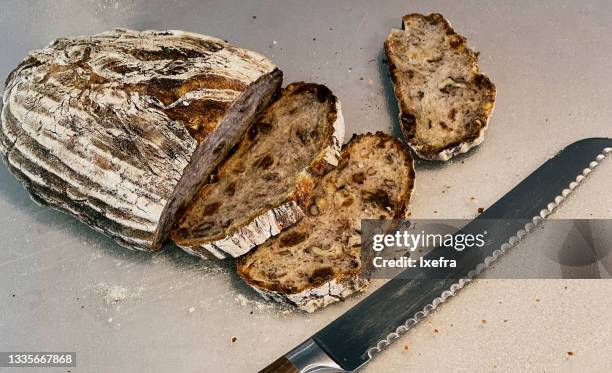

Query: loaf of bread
[[0, 29, 282, 250], [171, 82, 344, 258], [237, 133, 415, 312], [385, 13, 496, 160]]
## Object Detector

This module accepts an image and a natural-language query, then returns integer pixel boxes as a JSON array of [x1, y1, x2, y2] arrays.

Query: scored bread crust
[[385, 13, 496, 161], [0, 28, 281, 250], [171, 83, 345, 259], [237, 132, 415, 312], [251, 275, 368, 313]]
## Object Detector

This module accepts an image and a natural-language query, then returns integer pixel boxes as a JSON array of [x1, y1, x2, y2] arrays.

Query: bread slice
[[170, 83, 344, 259], [237, 133, 415, 312], [385, 13, 496, 161], [0, 29, 282, 251]]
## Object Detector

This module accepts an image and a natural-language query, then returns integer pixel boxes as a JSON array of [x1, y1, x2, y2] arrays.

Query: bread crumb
[[433, 329, 439, 333], [567, 351, 574, 356], [231, 336, 237, 343], [535, 298, 540, 302], [105, 286, 127, 304], [481, 319, 487, 324], [477, 207, 484, 214], [403, 344, 409, 351]]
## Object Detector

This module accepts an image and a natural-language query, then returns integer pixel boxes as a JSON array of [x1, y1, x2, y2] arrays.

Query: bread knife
[[260, 137, 612, 373]]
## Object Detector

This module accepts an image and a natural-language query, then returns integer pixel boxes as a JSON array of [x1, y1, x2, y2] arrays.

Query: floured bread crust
[[385, 13, 496, 160], [171, 83, 345, 258], [0, 28, 280, 250], [237, 133, 415, 312]]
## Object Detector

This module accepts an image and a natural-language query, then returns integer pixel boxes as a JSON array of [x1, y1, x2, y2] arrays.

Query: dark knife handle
[[260, 338, 346, 372], [259, 356, 300, 373]]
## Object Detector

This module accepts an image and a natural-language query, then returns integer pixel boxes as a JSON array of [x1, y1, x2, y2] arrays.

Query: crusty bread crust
[[1, 28, 280, 251], [237, 132, 415, 312], [171, 83, 345, 258], [385, 13, 496, 160]]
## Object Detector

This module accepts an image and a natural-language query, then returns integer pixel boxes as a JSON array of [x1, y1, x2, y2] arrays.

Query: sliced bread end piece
[[171, 83, 345, 258], [237, 132, 415, 312], [385, 13, 496, 161]]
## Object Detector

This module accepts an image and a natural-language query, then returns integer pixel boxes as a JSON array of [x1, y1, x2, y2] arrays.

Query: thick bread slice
[[0, 28, 282, 251], [385, 13, 496, 160], [237, 133, 415, 312], [171, 82, 344, 259]]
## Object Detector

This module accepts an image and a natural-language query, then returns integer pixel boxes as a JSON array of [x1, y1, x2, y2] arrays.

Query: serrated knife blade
[[260, 138, 612, 373]]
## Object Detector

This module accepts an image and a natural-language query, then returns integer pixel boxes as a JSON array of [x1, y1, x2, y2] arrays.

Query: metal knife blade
[[260, 138, 612, 373]]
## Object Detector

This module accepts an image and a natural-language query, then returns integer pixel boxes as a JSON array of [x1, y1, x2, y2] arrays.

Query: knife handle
[[259, 356, 300, 373], [259, 339, 347, 372]]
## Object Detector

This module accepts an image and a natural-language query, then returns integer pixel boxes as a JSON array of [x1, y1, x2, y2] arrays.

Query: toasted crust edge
[[252, 275, 368, 313], [385, 13, 497, 161], [173, 86, 345, 258]]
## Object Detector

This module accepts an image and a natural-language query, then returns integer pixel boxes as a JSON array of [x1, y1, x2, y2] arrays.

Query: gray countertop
[[1, 1, 611, 372]]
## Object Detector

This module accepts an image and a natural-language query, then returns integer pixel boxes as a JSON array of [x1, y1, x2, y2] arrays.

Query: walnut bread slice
[[0, 29, 282, 251], [237, 132, 415, 312], [171, 82, 345, 259], [385, 13, 496, 161]]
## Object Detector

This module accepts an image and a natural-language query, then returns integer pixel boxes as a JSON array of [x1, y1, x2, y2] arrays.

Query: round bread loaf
[[0, 28, 282, 250]]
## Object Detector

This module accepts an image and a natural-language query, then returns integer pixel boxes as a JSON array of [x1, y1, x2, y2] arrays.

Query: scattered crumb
[[329, 27, 333, 31], [481, 319, 487, 324], [433, 329, 439, 333], [434, 210, 438, 214], [470, 197, 476, 200], [535, 298, 540, 302], [105, 286, 127, 304], [188, 307, 196, 313], [11, 294, 15, 297], [312, 37, 316, 41], [81, 305, 85, 309], [231, 336, 237, 343], [252, 15, 256, 19], [234, 294, 273, 311], [403, 344, 409, 352], [477, 207, 484, 214], [567, 351, 574, 356], [564, 286, 568, 290], [503, 320, 508, 323]]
